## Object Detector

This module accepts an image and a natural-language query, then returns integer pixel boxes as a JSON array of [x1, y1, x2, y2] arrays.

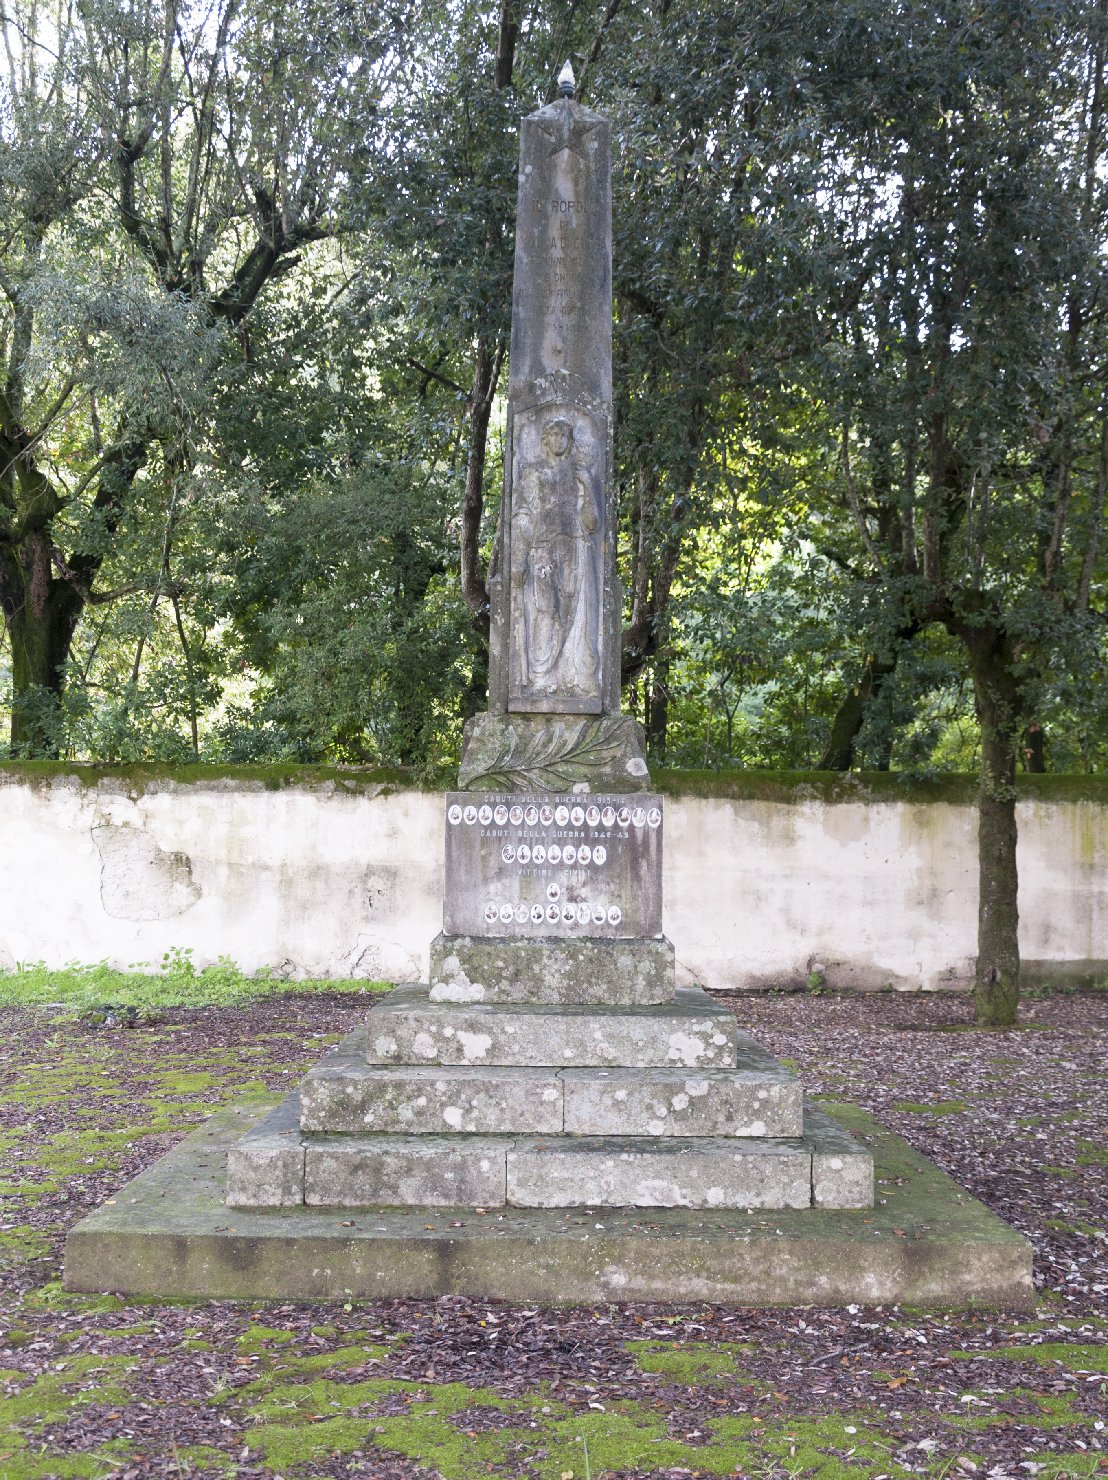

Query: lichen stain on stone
[[666, 1031, 708, 1067], [455, 1030, 493, 1061], [92, 823, 202, 921]]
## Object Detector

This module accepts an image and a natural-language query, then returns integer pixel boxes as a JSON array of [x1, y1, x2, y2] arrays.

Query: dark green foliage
[[3, 0, 1107, 1024]]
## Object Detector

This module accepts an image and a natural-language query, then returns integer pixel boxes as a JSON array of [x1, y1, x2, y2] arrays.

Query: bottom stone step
[[65, 1101, 1034, 1307], [504, 1135, 812, 1210], [226, 1096, 872, 1211]]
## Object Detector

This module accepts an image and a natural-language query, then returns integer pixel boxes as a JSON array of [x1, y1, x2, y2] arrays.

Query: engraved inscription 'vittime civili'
[[442, 791, 663, 940]]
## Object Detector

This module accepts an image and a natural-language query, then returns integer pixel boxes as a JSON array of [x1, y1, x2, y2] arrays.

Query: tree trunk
[[962, 626, 1022, 1027], [1, 533, 84, 756], [645, 658, 669, 762], [818, 671, 872, 770], [818, 624, 919, 770], [1023, 724, 1046, 772]]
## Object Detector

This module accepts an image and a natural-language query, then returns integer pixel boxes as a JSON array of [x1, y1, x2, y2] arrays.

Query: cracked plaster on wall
[[92, 824, 202, 921]]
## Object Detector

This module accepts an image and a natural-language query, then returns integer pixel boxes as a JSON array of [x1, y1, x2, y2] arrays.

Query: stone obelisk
[[217, 67, 872, 1238], [434, 63, 670, 1002], [459, 62, 648, 793]]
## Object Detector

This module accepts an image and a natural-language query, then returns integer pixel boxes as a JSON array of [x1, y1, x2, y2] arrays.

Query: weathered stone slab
[[429, 932, 674, 1006], [442, 791, 662, 939], [807, 1103, 874, 1208], [226, 1094, 304, 1208], [301, 1060, 564, 1135], [305, 1136, 506, 1209], [64, 1101, 1034, 1306], [364, 985, 738, 1069], [458, 713, 650, 793], [561, 1045, 803, 1138], [505, 1135, 812, 1210]]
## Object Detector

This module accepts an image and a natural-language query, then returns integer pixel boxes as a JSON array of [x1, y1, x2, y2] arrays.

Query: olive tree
[[0, 0, 409, 752]]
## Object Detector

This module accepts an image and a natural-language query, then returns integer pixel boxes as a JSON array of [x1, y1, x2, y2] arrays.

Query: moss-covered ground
[[0, 986, 1105, 1479]]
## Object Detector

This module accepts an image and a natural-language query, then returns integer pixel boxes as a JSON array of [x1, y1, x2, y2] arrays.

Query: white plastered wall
[[2, 773, 1104, 990]]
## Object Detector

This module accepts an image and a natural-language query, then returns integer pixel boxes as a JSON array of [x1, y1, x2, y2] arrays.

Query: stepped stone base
[[227, 1085, 869, 1212], [365, 985, 738, 1068], [64, 1101, 1035, 1307], [429, 932, 675, 1006], [298, 1026, 803, 1137]]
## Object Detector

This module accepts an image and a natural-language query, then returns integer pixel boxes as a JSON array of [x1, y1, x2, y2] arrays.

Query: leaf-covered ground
[[0, 989, 1104, 1480]]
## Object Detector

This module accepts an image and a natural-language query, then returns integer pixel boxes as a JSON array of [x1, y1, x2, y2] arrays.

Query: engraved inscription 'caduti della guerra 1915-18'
[[442, 792, 664, 939]]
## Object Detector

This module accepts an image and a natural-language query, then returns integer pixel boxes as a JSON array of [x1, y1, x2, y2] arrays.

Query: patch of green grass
[[1075, 1139, 1108, 1166], [628, 1338, 753, 1384], [948, 1388, 1089, 1431], [893, 1099, 968, 1115], [22, 1283, 127, 1314], [951, 1343, 1108, 1373], [236, 1324, 297, 1354], [234, 1339, 399, 1401], [0, 1226, 52, 1263], [0, 1032, 338, 1217], [1046, 1217, 1103, 1235], [170, 1446, 236, 1476], [0, 950, 390, 1012], [221, 1332, 932, 1479], [242, 1376, 923, 1480], [2, 1319, 1106, 1480], [0, 1354, 140, 1478]]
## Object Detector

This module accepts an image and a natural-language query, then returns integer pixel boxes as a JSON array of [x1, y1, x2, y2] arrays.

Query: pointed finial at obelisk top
[[557, 59, 576, 98]]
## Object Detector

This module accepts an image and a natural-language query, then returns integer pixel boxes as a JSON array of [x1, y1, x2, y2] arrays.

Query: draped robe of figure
[[513, 418, 601, 698]]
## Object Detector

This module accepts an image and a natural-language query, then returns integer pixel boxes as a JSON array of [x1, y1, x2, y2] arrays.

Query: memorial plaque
[[443, 790, 663, 939]]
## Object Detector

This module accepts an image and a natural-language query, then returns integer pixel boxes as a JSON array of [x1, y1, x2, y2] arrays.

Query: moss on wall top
[[0, 761, 1104, 805], [654, 769, 1108, 804], [0, 760, 422, 797]]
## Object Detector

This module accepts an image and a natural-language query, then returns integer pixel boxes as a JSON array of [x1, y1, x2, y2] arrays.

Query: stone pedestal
[[428, 932, 675, 1006], [222, 779, 875, 1218]]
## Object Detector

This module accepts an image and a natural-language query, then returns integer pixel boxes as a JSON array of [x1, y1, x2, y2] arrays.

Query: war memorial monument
[[65, 71, 1032, 1306]]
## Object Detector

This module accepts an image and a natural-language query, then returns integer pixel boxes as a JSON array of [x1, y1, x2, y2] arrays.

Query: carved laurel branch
[[466, 719, 627, 792]]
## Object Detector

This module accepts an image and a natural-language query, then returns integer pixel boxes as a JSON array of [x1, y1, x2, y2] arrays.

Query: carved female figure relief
[[509, 410, 603, 707]]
